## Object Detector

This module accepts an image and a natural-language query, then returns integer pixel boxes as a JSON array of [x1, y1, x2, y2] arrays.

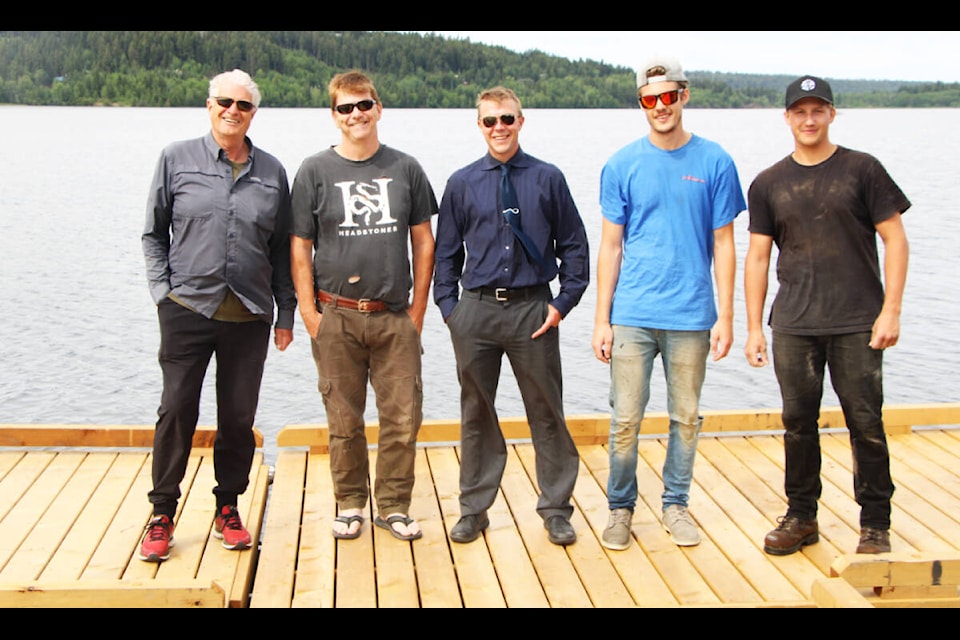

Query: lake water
[[1, 105, 958, 466]]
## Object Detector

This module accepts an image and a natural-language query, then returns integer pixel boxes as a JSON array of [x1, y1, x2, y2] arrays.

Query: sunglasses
[[638, 89, 684, 110], [335, 99, 376, 114], [214, 97, 255, 112], [481, 114, 517, 128]]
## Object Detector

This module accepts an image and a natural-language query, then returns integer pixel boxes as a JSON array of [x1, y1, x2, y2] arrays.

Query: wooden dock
[[2, 404, 960, 608]]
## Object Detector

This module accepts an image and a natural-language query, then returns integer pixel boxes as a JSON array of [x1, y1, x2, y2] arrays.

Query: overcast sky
[[412, 31, 960, 83]]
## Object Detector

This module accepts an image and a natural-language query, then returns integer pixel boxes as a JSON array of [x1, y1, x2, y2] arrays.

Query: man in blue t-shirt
[[592, 56, 745, 551]]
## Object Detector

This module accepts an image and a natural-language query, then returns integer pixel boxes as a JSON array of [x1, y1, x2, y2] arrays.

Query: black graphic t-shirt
[[291, 144, 438, 310]]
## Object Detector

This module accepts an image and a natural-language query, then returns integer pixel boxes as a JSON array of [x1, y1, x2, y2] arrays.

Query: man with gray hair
[[592, 56, 745, 551], [140, 68, 296, 562]]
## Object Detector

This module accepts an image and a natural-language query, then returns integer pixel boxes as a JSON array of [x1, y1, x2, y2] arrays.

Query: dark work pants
[[447, 287, 579, 521], [772, 331, 894, 529], [149, 299, 269, 517]]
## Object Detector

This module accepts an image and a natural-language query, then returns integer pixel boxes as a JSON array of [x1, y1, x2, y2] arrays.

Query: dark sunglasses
[[481, 114, 517, 128], [214, 97, 255, 112], [335, 99, 376, 114], [638, 89, 684, 110]]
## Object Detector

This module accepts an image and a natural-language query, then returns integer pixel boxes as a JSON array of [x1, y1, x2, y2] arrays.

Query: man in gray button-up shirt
[[139, 68, 296, 563]]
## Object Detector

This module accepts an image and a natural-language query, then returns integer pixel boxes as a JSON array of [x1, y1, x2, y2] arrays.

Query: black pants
[[773, 331, 894, 529], [148, 299, 269, 516]]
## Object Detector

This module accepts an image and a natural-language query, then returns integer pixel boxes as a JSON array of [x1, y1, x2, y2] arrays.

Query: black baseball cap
[[784, 75, 834, 109]]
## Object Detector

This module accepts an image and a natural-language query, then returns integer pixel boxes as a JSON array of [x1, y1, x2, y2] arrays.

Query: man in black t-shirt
[[744, 75, 911, 556]]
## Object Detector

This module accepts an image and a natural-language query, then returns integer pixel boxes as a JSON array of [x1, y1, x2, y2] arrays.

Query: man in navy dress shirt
[[434, 86, 590, 546]]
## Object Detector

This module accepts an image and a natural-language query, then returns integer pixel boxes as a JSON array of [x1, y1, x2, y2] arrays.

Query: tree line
[[1, 31, 958, 109]]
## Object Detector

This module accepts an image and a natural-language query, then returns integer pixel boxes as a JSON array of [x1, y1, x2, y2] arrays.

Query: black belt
[[468, 285, 547, 302], [317, 290, 389, 313]]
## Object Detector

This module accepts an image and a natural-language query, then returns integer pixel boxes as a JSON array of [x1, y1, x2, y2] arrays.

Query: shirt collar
[[203, 131, 255, 162], [482, 146, 527, 171]]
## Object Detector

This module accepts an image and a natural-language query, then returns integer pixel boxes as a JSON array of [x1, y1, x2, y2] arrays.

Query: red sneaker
[[139, 515, 175, 562], [214, 505, 252, 550]]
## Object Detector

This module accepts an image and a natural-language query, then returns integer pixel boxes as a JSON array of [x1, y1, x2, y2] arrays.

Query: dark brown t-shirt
[[747, 146, 911, 335]]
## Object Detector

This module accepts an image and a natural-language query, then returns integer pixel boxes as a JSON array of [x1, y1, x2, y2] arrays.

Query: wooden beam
[[0, 580, 226, 608], [831, 553, 960, 588], [810, 577, 873, 608], [276, 403, 960, 449], [0, 425, 263, 448]]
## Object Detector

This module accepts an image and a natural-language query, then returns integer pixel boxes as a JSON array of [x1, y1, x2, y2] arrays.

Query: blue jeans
[[772, 331, 894, 529], [607, 326, 709, 512]]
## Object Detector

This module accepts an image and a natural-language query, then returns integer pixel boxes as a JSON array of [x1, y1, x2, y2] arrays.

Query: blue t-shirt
[[599, 135, 745, 330]]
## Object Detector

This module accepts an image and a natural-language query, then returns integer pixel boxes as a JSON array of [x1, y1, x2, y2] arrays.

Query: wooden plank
[[0, 579, 225, 608], [368, 449, 419, 608], [889, 431, 960, 501], [152, 452, 214, 583], [744, 435, 847, 573], [122, 455, 202, 582], [409, 447, 462, 608], [810, 577, 873, 608], [700, 437, 835, 597], [333, 498, 377, 608], [831, 553, 960, 587], [81, 453, 155, 580], [636, 438, 761, 604], [0, 451, 26, 483], [482, 464, 550, 608], [426, 446, 506, 608], [196, 453, 267, 608], [516, 444, 637, 608], [501, 443, 592, 608], [292, 452, 337, 608], [40, 452, 147, 581], [0, 452, 85, 574], [0, 451, 54, 528], [274, 405, 960, 451], [577, 444, 679, 606], [820, 433, 954, 554], [689, 440, 806, 603], [249, 449, 305, 608], [0, 424, 263, 448]]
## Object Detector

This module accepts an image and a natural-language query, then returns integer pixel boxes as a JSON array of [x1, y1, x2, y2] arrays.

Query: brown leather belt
[[316, 290, 388, 313]]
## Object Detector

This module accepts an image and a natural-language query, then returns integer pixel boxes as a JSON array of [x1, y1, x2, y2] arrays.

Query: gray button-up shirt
[[142, 133, 296, 329]]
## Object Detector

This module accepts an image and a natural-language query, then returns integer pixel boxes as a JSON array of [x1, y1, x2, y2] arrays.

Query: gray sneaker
[[601, 508, 633, 550], [662, 504, 701, 546]]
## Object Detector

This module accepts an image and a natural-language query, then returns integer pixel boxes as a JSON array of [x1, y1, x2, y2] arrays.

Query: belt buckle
[[357, 298, 375, 313], [495, 288, 508, 302]]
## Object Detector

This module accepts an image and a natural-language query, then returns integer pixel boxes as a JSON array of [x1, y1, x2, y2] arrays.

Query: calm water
[[1, 105, 958, 466]]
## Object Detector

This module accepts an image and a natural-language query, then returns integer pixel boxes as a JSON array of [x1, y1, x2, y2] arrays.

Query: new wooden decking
[[0, 426, 268, 608], [251, 404, 960, 608], [2, 404, 960, 608]]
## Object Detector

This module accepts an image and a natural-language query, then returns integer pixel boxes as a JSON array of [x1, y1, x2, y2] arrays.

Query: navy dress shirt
[[434, 147, 589, 320]]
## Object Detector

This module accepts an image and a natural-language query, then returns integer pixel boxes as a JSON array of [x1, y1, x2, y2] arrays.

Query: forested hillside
[[2, 31, 958, 108]]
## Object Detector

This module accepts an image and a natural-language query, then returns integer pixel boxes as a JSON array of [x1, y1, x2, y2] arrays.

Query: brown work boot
[[856, 527, 891, 554], [763, 515, 819, 556]]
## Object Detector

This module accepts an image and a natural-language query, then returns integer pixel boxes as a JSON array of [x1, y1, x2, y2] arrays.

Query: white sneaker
[[662, 504, 701, 546]]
